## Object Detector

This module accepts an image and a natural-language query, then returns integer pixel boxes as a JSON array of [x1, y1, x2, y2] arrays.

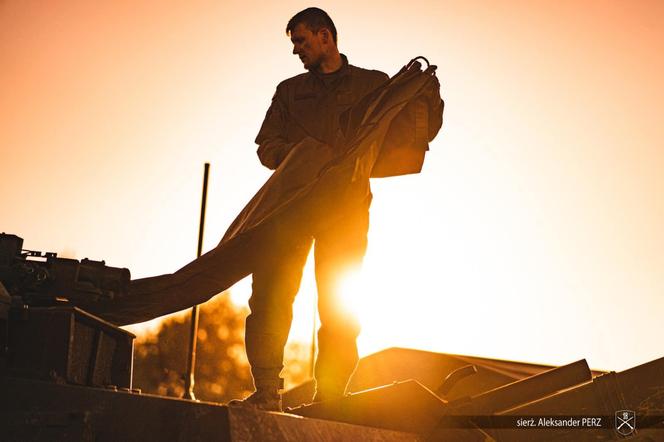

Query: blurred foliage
[[133, 292, 312, 403], [283, 340, 312, 391]]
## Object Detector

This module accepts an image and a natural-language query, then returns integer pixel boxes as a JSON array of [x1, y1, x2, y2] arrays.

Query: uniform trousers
[[245, 198, 370, 397]]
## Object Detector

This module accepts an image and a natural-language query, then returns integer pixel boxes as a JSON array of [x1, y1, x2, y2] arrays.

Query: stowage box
[[6, 306, 134, 388]]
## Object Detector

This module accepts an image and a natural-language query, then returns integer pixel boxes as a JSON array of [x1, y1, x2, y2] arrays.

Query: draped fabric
[[82, 59, 444, 325]]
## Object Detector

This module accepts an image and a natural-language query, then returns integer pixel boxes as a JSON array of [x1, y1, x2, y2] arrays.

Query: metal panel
[[7, 306, 134, 388], [1, 376, 421, 442]]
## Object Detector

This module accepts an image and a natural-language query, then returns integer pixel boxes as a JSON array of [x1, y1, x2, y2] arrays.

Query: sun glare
[[336, 267, 370, 319]]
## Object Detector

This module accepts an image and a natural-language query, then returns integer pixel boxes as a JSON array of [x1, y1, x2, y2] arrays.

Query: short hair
[[286, 7, 337, 44]]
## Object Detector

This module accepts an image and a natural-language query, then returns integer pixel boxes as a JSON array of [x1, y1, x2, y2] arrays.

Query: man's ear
[[320, 28, 329, 44]]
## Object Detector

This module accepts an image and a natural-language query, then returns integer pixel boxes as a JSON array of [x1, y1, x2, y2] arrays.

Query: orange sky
[[1, 0, 663, 371]]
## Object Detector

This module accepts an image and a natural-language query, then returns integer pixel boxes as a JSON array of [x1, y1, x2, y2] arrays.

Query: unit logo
[[615, 410, 636, 436]]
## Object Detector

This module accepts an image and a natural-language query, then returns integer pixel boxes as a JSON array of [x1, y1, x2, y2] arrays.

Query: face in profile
[[289, 23, 327, 71]]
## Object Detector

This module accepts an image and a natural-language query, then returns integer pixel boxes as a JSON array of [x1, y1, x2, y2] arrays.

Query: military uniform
[[248, 54, 388, 399]]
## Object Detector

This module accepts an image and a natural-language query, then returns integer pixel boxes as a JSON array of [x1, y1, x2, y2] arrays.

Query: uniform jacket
[[255, 54, 388, 170]]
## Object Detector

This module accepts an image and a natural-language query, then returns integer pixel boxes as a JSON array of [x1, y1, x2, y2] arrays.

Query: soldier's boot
[[228, 379, 283, 412], [311, 377, 347, 404]]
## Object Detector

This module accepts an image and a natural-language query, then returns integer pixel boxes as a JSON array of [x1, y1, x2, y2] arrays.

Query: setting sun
[[335, 267, 367, 318]]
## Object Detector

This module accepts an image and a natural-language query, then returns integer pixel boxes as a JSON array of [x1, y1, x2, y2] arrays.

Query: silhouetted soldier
[[231, 7, 388, 411]]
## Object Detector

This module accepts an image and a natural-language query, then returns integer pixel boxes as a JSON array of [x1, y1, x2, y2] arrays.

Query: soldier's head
[[286, 7, 338, 71]]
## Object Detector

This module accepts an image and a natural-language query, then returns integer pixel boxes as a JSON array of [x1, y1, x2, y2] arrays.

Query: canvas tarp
[[82, 58, 444, 325]]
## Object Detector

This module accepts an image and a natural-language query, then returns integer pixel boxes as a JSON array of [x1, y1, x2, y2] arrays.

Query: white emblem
[[615, 410, 636, 436]]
